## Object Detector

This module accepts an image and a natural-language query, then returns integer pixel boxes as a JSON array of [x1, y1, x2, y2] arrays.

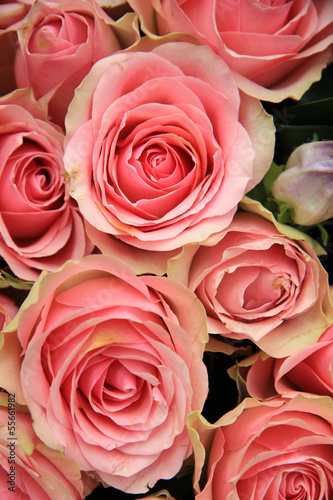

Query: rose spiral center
[[29, 13, 89, 54]]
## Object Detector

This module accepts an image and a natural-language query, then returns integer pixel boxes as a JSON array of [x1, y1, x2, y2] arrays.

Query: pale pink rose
[[240, 323, 333, 400], [0, 394, 96, 499], [14, 0, 122, 127], [64, 41, 275, 262], [0, 294, 18, 330], [129, 0, 333, 102], [11, 254, 208, 494], [191, 395, 333, 500], [168, 202, 333, 357], [0, 88, 93, 281]]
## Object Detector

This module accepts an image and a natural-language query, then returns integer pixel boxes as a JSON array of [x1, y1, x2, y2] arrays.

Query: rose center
[[36, 167, 51, 187], [283, 470, 314, 498], [215, 265, 292, 319], [136, 138, 194, 184], [103, 360, 138, 399], [28, 13, 89, 54]]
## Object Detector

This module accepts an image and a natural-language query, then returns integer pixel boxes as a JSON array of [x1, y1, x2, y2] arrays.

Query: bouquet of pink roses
[[1, 1, 333, 498]]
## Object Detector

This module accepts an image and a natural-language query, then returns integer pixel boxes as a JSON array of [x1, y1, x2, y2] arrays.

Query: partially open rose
[[238, 323, 333, 400], [64, 41, 274, 265], [0, 89, 93, 280], [190, 395, 333, 499], [168, 199, 333, 357], [129, 0, 333, 102], [14, 0, 124, 127], [6, 254, 208, 493]]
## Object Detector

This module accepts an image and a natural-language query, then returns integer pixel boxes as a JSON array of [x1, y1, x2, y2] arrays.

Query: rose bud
[[272, 141, 333, 226]]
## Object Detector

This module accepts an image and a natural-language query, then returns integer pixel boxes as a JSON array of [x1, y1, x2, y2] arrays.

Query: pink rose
[[191, 395, 333, 500], [168, 200, 333, 357], [0, 293, 18, 330], [11, 254, 208, 493], [14, 0, 122, 127], [64, 41, 274, 263], [129, 0, 333, 102], [239, 323, 333, 400], [0, 393, 96, 499], [0, 89, 93, 281]]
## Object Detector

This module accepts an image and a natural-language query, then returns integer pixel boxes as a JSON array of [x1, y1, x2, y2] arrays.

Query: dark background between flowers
[[82, 62, 333, 500]]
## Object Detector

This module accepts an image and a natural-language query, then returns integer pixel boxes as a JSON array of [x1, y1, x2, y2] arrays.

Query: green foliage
[[0, 271, 33, 290], [247, 161, 294, 224]]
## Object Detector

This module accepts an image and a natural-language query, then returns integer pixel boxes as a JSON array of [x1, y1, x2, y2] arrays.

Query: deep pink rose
[[0, 89, 93, 281], [191, 395, 333, 500], [12, 255, 208, 493], [129, 0, 333, 102], [64, 41, 275, 261], [14, 0, 122, 127], [240, 323, 333, 400], [0, 394, 96, 499], [168, 201, 333, 357]]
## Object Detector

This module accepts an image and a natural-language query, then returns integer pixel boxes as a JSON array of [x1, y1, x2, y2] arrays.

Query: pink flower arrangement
[[0, 1, 332, 499]]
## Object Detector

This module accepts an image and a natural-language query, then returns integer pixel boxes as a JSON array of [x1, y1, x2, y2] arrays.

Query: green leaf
[[272, 199, 293, 224], [0, 271, 34, 290], [316, 223, 329, 247], [262, 162, 284, 193]]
